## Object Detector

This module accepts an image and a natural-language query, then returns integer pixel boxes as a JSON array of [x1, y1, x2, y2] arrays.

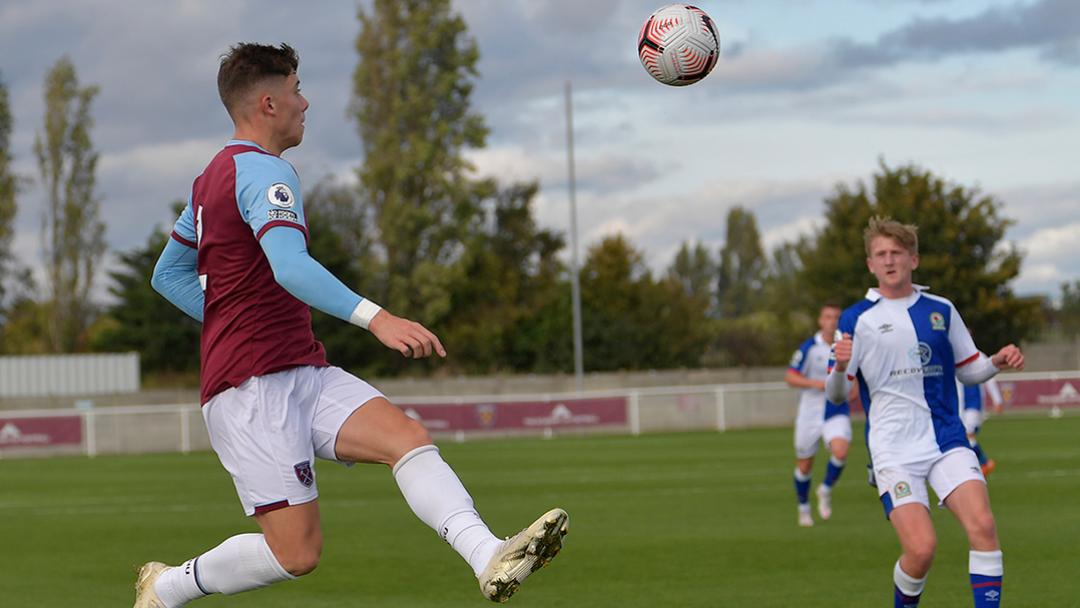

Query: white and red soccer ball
[[637, 4, 721, 86]]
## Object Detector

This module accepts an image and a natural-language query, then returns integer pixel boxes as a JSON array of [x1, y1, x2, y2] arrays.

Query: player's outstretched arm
[[259, 227, 445, 359], [151, 238, 205, 322]]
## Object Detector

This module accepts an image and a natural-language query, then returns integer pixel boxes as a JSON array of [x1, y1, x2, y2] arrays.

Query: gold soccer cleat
[[478, 508, 569, 603], [133, 561, 169, 608]]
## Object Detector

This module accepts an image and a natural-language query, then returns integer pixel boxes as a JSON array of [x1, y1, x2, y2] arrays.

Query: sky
[[1, 0, 1078, 303]]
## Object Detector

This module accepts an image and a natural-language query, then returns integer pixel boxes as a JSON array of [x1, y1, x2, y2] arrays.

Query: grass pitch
[[2, 415, 1077, 607]]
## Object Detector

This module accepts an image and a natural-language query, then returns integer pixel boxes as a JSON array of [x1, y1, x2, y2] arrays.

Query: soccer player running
[[826, 217, 1023, 608], [136, 43, 567, 607], [784, 303, 851, 527], [957, 375, 1004, 476]]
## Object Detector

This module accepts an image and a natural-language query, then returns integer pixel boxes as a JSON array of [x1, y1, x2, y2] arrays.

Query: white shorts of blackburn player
[[793, 415, 852, 459], [876, 448, 985, 515], [961, 408, 984, 436], [202, 366, 381, 515]]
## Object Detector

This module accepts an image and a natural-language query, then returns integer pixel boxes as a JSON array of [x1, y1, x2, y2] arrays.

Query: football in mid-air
[[637, 4, 720, 86]]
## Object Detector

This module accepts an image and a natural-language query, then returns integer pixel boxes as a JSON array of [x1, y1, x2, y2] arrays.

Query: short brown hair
[[217, 43, 299, 118], [864, 215, 918, 256]]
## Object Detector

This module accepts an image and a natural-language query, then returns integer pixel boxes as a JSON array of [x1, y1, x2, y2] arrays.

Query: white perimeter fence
[[1, 370, 1078, 459]]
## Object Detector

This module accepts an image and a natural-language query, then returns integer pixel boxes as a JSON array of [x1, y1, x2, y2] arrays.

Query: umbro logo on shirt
[[877, 323, 893, 334]]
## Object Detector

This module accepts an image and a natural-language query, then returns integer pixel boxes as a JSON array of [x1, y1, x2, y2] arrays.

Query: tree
[[0, 71, 16, 310], [798, 161, 1040, 351], [580, 235, 709, 371], [34, 56, 105, 352], [91, 204, 200, 375], [716, 206, 767, 318], [1058, 280, 1080, 339], [442, 181, 567, 373], [351, 0, 488, 321], [667, 241, 716, 313]]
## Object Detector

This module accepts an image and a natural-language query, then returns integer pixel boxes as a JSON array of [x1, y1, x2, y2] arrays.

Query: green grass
[[2, 415, 1078, 607]]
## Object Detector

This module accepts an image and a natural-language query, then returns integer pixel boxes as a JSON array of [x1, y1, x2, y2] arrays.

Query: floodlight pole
[[565, 80, 584, 392]]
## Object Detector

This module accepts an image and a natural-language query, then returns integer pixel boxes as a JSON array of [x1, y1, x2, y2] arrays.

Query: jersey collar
[[865, 284, 929, 303], [226, 139, 273, 154]]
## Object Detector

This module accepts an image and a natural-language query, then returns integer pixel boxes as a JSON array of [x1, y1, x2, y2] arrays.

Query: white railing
[[1, 371, 1077, 459]]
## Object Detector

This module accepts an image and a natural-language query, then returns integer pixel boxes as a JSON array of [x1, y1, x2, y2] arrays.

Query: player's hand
[[833, 332, 853, 371], [990, 344, 1024, 371], [991, 403, 1005, 415], [368, 310, 447, 359]]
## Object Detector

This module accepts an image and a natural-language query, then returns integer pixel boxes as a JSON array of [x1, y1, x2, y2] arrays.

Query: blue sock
[[894, 560, 925, 608], [894, 587, 921, 607], [824, 456, 846, 488], [794, 468, 811, 505], [970, 550, 1003, 606], [971, 442, 988, 465]]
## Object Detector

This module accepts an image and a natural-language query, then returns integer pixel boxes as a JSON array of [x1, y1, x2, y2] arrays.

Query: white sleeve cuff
[[825, 369, 851, 404], [349, 299, 383, 330], [955, 352, 999, 385]]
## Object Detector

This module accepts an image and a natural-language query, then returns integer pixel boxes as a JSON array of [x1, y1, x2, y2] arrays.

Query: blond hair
[[864, 215, 918, 256]]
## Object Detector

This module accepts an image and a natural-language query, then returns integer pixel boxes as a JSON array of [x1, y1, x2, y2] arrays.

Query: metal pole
[[565, 81, 585, 392]]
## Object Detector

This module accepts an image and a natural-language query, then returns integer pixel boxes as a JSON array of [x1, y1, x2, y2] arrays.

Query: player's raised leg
[[330, 393, 567, 602]]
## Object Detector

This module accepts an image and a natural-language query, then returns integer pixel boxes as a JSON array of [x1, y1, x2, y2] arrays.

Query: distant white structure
[[0, 353, 140, 397]]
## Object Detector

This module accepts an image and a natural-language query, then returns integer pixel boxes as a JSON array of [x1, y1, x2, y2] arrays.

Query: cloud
[[830, 0, 1080, 69]]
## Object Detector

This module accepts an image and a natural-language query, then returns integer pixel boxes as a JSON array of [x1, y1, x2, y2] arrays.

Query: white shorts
[[202, 365, 384, 516], [794, 415, 853, 459], [876, 447, 985, 518], [961, 408, 983, 435]]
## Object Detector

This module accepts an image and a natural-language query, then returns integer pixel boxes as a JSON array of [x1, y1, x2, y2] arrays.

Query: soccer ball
[[637, 4, 720, 86]]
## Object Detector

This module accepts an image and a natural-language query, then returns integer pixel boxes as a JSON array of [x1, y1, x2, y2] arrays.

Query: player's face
[[866, 235, 918, 294], [818, 306, 840, 337], [274, 72, 308, 150]]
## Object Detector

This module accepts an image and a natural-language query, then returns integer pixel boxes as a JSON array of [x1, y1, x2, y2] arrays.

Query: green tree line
[[1, 1, 1073, 382]]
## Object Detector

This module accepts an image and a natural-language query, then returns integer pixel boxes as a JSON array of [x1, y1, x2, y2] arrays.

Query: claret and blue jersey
[[838, 287, 980, 469], [789, 332, 849, 422]]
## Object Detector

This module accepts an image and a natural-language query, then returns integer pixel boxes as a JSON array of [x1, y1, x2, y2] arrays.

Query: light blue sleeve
[[259, 226, 364, 323], [172, 200, 197, 245], [151, 234, 204, 322], [233, 151, 307, 239]]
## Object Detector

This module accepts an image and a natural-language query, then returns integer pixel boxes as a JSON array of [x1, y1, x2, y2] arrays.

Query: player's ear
[[910, 253, 919, 270]]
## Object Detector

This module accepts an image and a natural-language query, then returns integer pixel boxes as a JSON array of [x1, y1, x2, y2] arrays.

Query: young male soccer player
[[957, 376, 1004, 476], [137, 43, 567, 606], [827, 216, 1023, 608], [784, 303, 851, 526]]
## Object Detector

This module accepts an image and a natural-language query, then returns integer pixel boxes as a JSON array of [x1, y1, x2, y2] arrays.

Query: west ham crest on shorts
[[294, 460, 314, 487]]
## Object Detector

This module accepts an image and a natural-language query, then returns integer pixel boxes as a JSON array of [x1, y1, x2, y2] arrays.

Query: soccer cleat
[[815, 485, 832, 521], [981, 459, 996, 477], [478, 508, 569, 603], [133, 561, 169, 608], [798, 504, 813, 527]]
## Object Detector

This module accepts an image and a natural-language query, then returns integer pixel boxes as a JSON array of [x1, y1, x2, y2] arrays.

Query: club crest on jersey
[[894, 481, 912, 499], [267, 183, 295, 208], [930, 311, 946, 331], [294, 460, 314, 487]]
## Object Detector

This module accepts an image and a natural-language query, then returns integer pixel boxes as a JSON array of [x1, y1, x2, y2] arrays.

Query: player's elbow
[[150, 263, 168, 297]]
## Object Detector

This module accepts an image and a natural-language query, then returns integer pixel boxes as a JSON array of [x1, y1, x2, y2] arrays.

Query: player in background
[[135, 43, 567, 607], [827, 217, 1023, 608], [784, 303, 851, 527], [957, 375, 1004, 477]]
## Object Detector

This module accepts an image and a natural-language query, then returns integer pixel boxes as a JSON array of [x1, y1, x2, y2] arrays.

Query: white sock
[[894, 560, 927, 597], [155, 533, 295, 606], [970, 549, 1003, 576], [393, 445, 501, 576]]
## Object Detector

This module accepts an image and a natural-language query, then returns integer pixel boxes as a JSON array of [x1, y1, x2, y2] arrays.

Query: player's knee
[[279, 544, 322, 577], [908, 542, 936, 571], [400, 416, 432, 450], [969, 512, 998, 546], [832, 444, 849, 461]]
